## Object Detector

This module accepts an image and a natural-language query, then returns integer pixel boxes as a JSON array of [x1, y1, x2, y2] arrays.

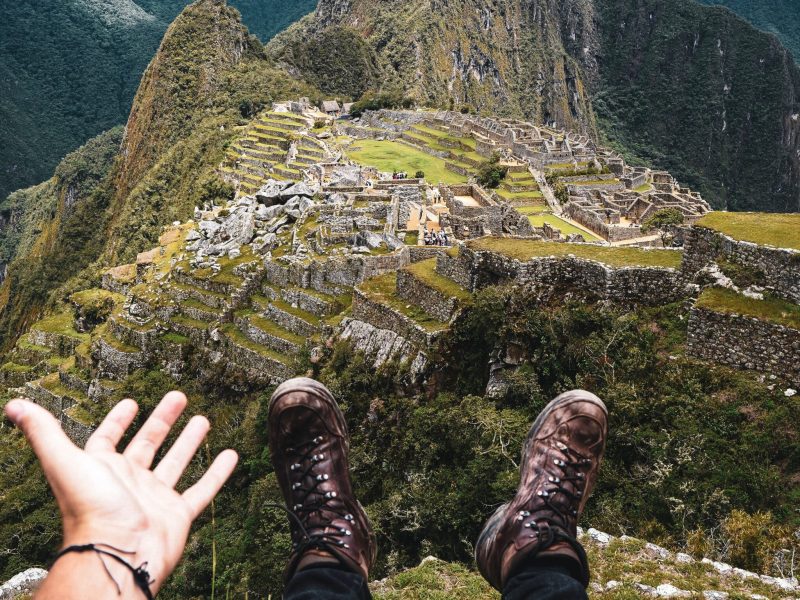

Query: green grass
[[270, 298, 320, 325], [1, 362, 33, 373], [696, 212, 800, 250], [527, 214, 601, 242], [515, 205, 550, 215], [359, 273, 449, 332], [101, 332, 140, 353], [172, 314, 209, 330], [162, 332, 191, 344], [495, 188, 544, 201], [247, 313, 306, 345], [634, 183, 654, 193], [40, 372, 85, 402], [70, 288, 125, 309], [467, 238, 683, 269], [31, 312, 89, 340], [404, 259, 472, 301], [347, 140, 468, 185], [696, 287, 800, 329]]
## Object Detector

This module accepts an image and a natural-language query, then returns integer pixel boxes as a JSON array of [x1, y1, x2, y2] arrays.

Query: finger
[[152, 415, 210, 488], [123, 391, 188, 468], [85, 400, 139, 453], [182, 450, 239, 519], [4, 399, 78, 475]]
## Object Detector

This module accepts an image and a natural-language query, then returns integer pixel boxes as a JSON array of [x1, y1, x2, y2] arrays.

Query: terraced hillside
[[221, 110, 332, 197]]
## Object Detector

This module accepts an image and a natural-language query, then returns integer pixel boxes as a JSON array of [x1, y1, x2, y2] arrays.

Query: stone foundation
[[396, 270, 459, 322], [687, 307, 800, 385], [683, 227, 800, 303]]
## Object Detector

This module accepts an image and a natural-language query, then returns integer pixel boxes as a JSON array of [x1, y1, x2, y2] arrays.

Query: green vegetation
[[526, 214, 601, 242], [514, 205, 550, 215], [31, 312, 87, 340], [347, 140, 467, 185], [467, 238, 683, 269], [595, 0, 800, 212], [0, 0, 316, 201], [349, 91, 416, 118], [404, 259, 472, 301], [359, 273, 449, 332], [272, 25, 380, 98], [695, 0, 800, 59], [696, 287, 800, 329], [2, 289, 800, 597], [697, 211, 800, 250], [476, 154, 508, 189]]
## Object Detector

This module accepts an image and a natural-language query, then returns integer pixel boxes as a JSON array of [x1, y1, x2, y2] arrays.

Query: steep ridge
[[0, 0, 316, 202], [0, 0, 319, 349], [696, 0, 800, 60], [269, 0, 598, 134]]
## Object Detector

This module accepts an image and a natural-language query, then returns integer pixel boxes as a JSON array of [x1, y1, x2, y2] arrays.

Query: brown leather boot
[[269, 377, 377, 582], [475, 390, 608, 590]]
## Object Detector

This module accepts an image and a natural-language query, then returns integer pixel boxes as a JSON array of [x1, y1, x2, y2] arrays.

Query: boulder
[[285, 196, 315, 220], [282, 182, 315, 199], [186, 229, 202, 242], [199, 220, 221, 237], [255, 180, 292, 205], [0, 568, 48, 599]]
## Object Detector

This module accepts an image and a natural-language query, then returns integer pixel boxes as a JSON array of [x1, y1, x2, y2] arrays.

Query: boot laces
[[268, 435, 354, 559], [516, 442, 592, 555]]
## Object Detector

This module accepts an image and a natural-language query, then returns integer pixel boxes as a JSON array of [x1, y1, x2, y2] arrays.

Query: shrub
[[414, 170, 425, 179], [476, 154, 508, 189]]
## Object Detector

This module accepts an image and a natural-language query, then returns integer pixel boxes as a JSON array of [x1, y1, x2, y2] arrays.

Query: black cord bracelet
[[52, 543, 155, 599]]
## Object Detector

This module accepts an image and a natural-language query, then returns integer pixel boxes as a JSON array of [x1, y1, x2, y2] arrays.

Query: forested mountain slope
[[0, 0, 316, 202], [696, 0, 800, 60], [0, 0, 319, 350]]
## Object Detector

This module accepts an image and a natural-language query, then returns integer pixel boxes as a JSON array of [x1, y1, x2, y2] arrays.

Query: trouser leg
[[502, 560, 588, 600], [284, 565, 372, 600]]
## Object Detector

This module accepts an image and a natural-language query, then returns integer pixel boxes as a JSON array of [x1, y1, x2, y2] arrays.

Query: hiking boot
[[475, 390, 608, 590], [269, 377, 376, 582]]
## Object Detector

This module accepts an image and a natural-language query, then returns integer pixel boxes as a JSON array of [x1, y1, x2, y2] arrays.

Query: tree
[[476, 154, 508, 189], [642, 208, 685, 246]]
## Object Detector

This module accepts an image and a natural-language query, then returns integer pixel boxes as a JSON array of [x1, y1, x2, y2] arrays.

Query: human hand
[[4, 392, 238, 597]]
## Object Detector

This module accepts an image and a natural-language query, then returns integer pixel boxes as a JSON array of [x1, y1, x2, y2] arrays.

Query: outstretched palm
[[4, 392, 238, 595]]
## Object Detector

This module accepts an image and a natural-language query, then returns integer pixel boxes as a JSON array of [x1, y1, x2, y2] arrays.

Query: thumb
[[5, 399, 78, 474]]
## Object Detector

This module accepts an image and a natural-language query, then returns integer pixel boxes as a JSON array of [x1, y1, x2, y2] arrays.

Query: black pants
[[284, 563, 587, 599]]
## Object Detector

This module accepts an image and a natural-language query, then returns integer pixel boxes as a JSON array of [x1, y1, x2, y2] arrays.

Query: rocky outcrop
[[0, 568, 47, 599]]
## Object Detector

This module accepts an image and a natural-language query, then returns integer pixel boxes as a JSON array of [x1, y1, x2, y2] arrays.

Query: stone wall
[[435, 252, 475, 290], [451, 246, 688, 305], [688, 307, 800, 385], [396, 270, 459, 322], [351, 289, 439, 349], [683, 227, 800, 303], [219, 332, 291, 384], [95, 339, 147, 380], [28, 329, 81, 356]]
